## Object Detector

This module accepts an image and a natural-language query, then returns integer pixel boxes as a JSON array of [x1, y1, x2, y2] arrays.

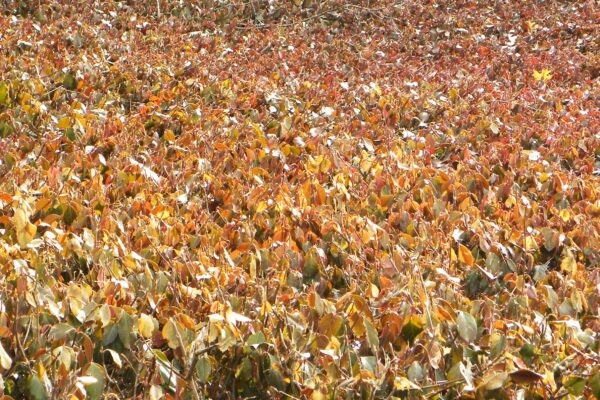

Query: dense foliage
[[0, 0, 599, 398]]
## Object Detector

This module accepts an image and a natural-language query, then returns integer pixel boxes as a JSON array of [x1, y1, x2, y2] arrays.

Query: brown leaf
[[509, 369, 544, 384]]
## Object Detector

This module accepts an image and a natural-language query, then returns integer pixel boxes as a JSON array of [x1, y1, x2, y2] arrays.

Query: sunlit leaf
[[457, 311, 477, 343]]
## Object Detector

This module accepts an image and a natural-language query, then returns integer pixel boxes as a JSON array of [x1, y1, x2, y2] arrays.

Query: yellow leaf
[[524, 236, 538, 251], [311, 391, 326, 400], [155, 210, 170, 219], [58, 116, 71, 130], [138, 313, 156, 338], [533, 69, 552, 82], [13, 207, 29, 231], [74, 114, 86, 130], [255, 201, 268, 214], [368, 283, 380, 298], [478, 371, 508, 391], [13, 208, 36, 247], [394, 376, 420, 390], [162, 319, 180, 349], [458, 244, 474, 266], [559, 209, 570, 222], [560, 251, 576, 274], [163, 129, 175, 142]]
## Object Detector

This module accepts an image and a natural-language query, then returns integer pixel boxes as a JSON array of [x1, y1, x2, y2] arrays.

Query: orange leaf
[[458, 244, 474, 266]]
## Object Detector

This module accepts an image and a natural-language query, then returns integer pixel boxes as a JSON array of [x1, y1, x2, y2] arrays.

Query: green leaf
[[49, 323, 75, 341], [0, 121, 13, 138], [457, 311, 477, 343], [564, 376, 586, 396], [63, 73, 78, 90], [407, 361, 426, 383], [28, 374, 48, 400], [118, 312, 133, 349], [102, 324, 118, 346], [196, 356, 212, 383], [235, 356, 252, 381], [360, 356, 377, 373], [589, 373, 600, 399], [247, 331, 266, 347], [64, 127, 77, 141], [85, 363, 106, 400], [364, 318, 379, 353], [265, 366, 285, 390], [519, 343, 535, 358]]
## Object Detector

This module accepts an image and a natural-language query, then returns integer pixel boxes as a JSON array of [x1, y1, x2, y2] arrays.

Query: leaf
[[85, 363, 106, 400], [57, 117, 70, 130], [162, 318, 180, 349], [459, 360, 475, 391], [129, 158, 162, 185], [63, 72, 78, 90], [98, 304, 111, 327], [489, 122, 499, 134], [107, 349, 122, 368], [64, 127, 77, 141], [62, 204, 77, 225], [317, 313, 343, 338], [149, 385, 164, 400], [0, 342, 11, 369], [13, 208, 36, 247], [490, 333, 506, 359], [27, 374, 48, 400], [401, 316, 424, 345], [49, 323, 75, 341], [509, 369, 544, 384], [533, 68, 552, 82], [458, 244, 474, 266], [247, 331, 266, 347], [364, 318, 379, 353], [457, 311, 477, 342], [478, 371, 508, 391], [0, 83, 8, 105], [138, 313, 156, 338], [77, 376, 98, 385], [225, 310, 252, 324], [360, 356, 377, 373], [519, 343, 535, 359], [560, 251, 576, 273], [394, 376, 421, 391], [0, 121, 14, 138], [563, 376, 586, 396], [589, 373, 600, 399], [541, 227, 558, 251], [118, 312, 133, 349]]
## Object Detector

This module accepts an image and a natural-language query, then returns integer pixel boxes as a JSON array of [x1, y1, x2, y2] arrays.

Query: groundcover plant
[[0, 0, 598, 399]]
